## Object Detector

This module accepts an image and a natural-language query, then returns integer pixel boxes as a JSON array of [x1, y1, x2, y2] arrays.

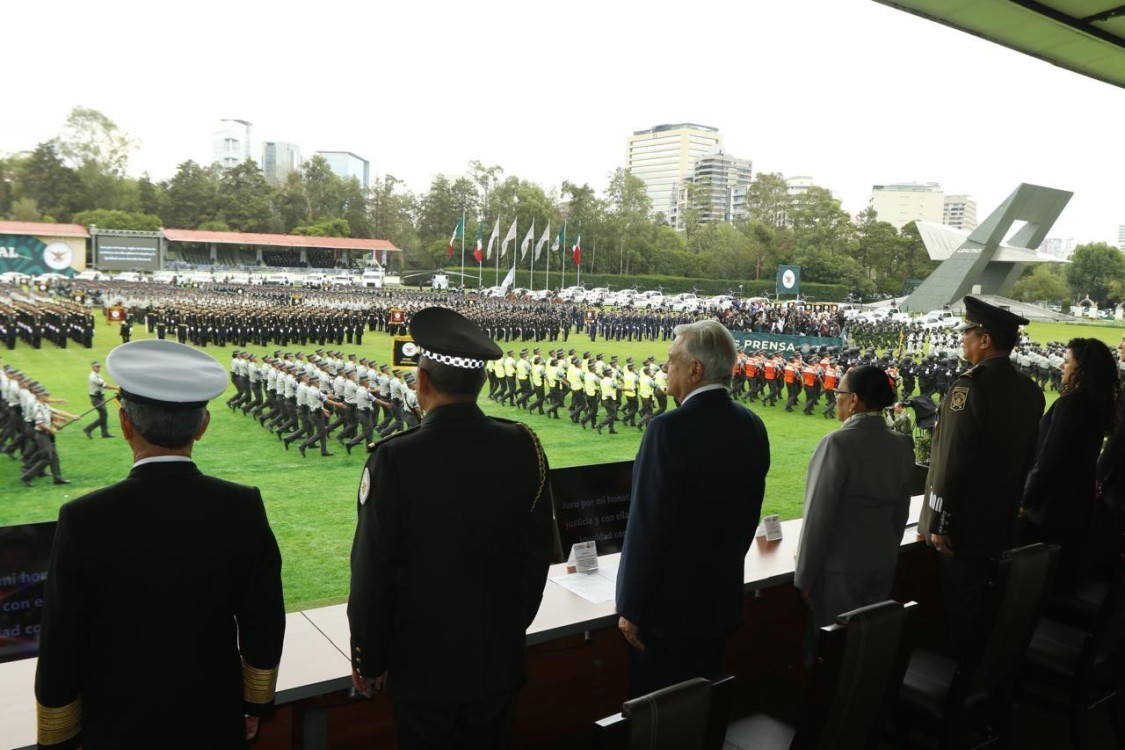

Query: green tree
[[72, 208, 162, 231], [17, 142, 81, 221], [274, 171, 310, 232], [1066, 242, 1125, 305], [163, 161, 220, 229], [1011, 263, 1069, 303], [303, 156, 345, 221], [293, 217, 351, 237], [55, 106, 138, 210], [369, 175, 417, 251], [136, 173, 165, 222], [605, 168, 651, 275], [745, 172, 790, 228], [217, 160, 276, 232]]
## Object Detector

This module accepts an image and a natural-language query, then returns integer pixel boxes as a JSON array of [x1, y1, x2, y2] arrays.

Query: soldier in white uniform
[[83, 360, 118, 439]]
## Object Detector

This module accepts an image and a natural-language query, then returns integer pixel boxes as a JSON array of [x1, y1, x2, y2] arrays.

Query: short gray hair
[[120, 397, 207, 450], [673, 320, 737, 385]]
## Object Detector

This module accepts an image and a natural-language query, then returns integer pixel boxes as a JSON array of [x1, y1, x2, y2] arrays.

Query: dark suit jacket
[[616, 388, 770, 639], [348, 402, 554, 702], [35, 461, 285, 750], [1023, 390, 1105, 534], [923, 355, 1045, 557]]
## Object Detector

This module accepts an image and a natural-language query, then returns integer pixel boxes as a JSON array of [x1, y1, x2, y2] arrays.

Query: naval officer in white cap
[[35, 339, 286, 750]]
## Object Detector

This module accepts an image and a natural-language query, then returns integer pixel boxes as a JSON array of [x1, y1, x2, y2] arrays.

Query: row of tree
[[1, 107, 1121, 304]]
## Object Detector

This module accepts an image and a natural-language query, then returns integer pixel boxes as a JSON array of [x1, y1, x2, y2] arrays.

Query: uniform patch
[[359, 467, 371, 506], [950, 386, 969, 412]]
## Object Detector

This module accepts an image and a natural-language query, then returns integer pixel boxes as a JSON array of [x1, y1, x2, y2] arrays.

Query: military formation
[[0, 296, 97, 350], [485, 348, 669, 434], [0, 364, 78, 486], [224, 348, 421, 457]]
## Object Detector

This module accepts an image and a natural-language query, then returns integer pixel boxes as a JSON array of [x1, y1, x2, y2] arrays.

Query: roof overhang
[[873, 0, 1125, 90]]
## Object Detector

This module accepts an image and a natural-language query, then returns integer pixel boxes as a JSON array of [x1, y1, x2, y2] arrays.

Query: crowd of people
[[22, 297, 1125, 748]]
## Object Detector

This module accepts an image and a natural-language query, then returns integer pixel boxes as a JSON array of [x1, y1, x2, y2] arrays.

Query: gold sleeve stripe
[[37, 698, 82, 746], [242, 658, 279, 705]]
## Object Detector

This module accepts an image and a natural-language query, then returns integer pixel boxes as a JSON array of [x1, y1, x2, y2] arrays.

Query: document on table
[[550, 565, 618, 604]]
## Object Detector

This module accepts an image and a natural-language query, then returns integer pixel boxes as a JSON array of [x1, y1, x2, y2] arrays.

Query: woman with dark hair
[[795, 365, 916, 630], [1095, 333, 1125, 562], [1023, 337, 1121, 583]]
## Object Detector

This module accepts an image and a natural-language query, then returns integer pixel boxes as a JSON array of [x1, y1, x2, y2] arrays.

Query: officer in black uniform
[[348, 307, 554, 749], [922, 296, 1045, 649]]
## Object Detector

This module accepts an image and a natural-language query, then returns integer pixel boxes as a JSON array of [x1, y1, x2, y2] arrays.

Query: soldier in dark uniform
[[35, 339, 285, 749], [348, 307, 554, 748], [922, 297, 1045, 649]]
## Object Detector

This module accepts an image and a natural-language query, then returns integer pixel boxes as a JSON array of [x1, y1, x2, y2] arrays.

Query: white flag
[[500, 218, 518, 258], [535, 222, 550, 261], [520, 221, 535, 260], [500, 264, 517, 292], [486, 217, 500, 260]]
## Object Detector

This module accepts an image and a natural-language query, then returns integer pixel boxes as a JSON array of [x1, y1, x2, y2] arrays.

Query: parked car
[[225, 272, 252, 285], [303, 273, 328, 288], [631, 290, 665, 310], [669, 292, 700, 312], [584, 287, 611, 305], [360, 267, 385, 288], [0, 271, 31, 285], [706, 294, 737, 312], [328, 274, 354, 288], [920, 310, 958, 329], [266, 272, 296, 286], [557, 286, 586, 303]]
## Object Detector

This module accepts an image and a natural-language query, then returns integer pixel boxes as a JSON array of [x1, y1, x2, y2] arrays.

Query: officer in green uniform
[[922, 296, 1045, 648]]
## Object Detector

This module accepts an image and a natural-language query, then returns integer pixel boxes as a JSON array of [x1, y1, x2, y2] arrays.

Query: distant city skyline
[[3, 1, 1122, 244]]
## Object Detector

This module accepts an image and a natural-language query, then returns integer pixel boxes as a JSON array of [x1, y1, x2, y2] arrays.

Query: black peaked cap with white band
[[409, 307, 502, 369], [107, 339, 228, 408]]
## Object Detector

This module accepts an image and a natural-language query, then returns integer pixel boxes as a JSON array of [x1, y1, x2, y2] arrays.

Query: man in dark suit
[[616, 319, 771, 697], [923, 296, 1045, 649], [35, 339, 286, 750], [348, 307, 555, 748]]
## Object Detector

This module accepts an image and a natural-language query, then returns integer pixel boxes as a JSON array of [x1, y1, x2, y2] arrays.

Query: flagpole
[[459, 210, 465, 285], [494, 217, 500, 286], [529, 221, 535, 292], [545, 226, 550, 294], [561, 222, 566, 291]]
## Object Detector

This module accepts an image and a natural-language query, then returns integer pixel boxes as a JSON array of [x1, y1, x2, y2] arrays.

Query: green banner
[[732, 331, 844, 355], [0, 234, 77, 277], [776, 264, 800, 296]]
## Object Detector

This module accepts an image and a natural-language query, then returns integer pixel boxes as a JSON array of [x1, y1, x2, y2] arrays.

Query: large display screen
[[0, 522, 57, 664], [550, 460, 633, 556], [95, 234, 161, 271]]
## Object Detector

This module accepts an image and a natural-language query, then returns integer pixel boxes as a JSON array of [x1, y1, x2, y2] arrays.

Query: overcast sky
[[6, 0, 1123, 242]]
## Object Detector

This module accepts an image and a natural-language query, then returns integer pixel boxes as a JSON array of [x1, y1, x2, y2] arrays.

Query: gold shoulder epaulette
[[364, 426, 419, 453]]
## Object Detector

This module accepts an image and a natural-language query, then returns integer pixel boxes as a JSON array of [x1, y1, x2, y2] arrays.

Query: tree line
[[1, 107, 1120, 304]]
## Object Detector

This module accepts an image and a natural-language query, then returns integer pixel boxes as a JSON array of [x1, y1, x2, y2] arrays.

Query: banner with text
[[732, 331, 844, 355]]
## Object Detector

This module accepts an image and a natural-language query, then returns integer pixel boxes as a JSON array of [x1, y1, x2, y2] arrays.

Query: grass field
[[1, 309, 1120, 610]]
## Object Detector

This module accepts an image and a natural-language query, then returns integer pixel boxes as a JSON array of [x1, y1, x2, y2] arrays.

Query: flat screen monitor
[[549, 460, 633, 556], [0, 521, 57, 664]]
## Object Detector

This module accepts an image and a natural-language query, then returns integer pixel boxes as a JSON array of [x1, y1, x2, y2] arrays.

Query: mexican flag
[[447, 216, 465, 257]]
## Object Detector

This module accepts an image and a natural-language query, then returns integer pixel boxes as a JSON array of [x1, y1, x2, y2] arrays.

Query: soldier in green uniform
[[921, 296, 1045, 648]]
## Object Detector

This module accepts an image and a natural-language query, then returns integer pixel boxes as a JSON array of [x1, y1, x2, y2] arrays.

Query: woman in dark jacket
[[1094, 332, 1125, 567], [1022, 337, 1120, 584]]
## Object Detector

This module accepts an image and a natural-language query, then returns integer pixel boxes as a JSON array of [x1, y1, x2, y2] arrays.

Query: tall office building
[[1118, 224, 1125, 252], [625, 124, 722, 221], [262, 142, 302, 184], [212, 119, 255, 169], [869, 182, 944, 230], [1039, 237, 1076, 260], [671, 148, 753, 229], [943, 194, 978, 231], [315, 151, 370, 190]]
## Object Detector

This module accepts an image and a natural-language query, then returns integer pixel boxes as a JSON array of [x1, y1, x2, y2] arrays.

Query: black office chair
[[1020, 554, 1125, 749], [896, 543, 1059, 749], [724, 600, 916, 750], [594, 675, 733, 750]]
